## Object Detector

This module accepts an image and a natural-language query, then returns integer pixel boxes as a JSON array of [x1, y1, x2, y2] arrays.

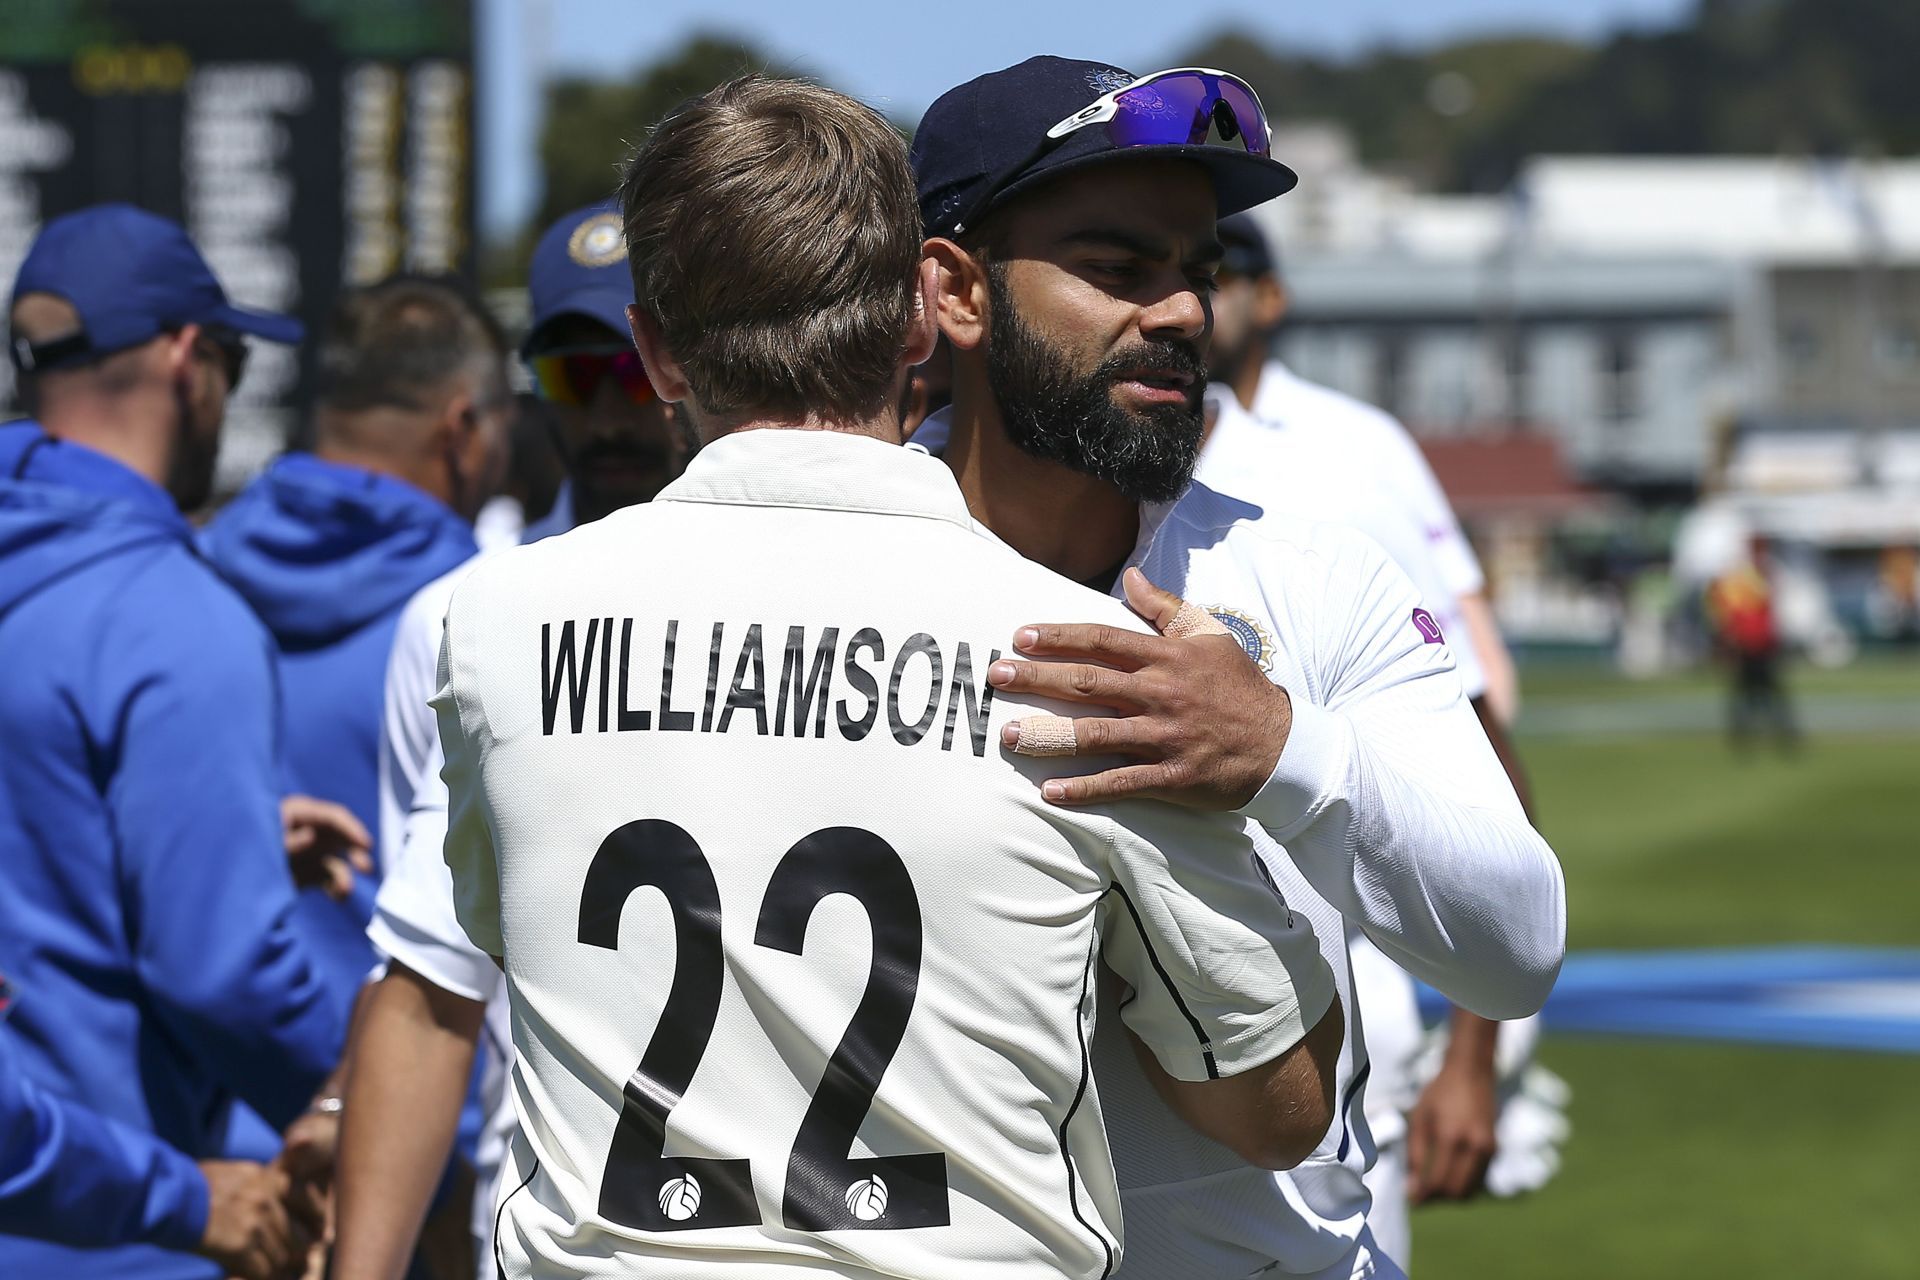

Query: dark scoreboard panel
[[0, 0, 474, 486]]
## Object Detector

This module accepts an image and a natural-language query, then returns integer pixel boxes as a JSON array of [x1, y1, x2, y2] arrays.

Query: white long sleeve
[[1238, 528, 1565, 1019]]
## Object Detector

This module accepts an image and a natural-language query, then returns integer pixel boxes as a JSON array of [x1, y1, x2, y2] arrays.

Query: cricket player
[[908, 57, 1566, 1279], [333, 199, 696, 1279], [1205, 212, 1542, 1267], [435, 76, 1341, 1279], [1209, 218, 1521, 730]]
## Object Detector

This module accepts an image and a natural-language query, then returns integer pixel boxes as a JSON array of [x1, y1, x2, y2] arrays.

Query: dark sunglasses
[[951, 67, 1273, 237], [194, 325, 249, 390], [528, 346, 656, 408]]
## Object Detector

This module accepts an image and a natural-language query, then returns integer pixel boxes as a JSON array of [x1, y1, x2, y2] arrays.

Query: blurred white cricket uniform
[[1201, 385, 1489, 1270], [1251, 362, 1485, 603], [370, 557, 516, 1273], [433, 429, 1337, 1280], [910, 410, 1565, 1280]]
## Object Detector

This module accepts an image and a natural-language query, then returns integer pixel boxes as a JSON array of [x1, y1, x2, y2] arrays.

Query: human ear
[[1255, 277, 1288, 330], [627, 304, 691, 404], [900, 257, 940, 368], [923, 237, 990, 353]]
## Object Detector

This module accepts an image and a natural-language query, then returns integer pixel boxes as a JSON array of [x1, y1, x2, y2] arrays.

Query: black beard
[[983, 264, 1205, 504]]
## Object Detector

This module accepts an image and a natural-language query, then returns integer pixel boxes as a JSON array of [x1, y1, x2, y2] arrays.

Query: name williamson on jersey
[[540, 619, 1001, 757]]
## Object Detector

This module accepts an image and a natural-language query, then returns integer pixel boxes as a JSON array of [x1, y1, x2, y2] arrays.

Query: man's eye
[[1191, 273, 1221, 294]]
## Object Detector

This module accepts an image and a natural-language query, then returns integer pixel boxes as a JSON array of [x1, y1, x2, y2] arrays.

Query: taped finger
[[1165, 601, 1231, 639], [1009, 714, 1078, 757]]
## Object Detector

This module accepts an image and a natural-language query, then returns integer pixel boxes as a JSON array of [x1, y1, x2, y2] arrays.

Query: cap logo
[[1086, 67, 1133, 95], [568, 213, 627, 268]]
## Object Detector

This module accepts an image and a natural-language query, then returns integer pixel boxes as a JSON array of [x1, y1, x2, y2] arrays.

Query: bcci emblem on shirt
[[1205, 606, 1274, 672]]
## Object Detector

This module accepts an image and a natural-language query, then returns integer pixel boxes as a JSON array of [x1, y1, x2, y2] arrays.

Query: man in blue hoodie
[[0, 205, 344, 1279], [201, 278, 510, 1016]]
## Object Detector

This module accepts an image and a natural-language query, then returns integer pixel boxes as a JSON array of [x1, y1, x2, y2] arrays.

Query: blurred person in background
[[1206, 211, 1561, 1270], [1206, 214, 1522, 731], [201, 277, 511, 1052], [0, 204, 348, 1279], [473, 392, 570, 552], [1708, 534, 1799, 753], [911, 56, 1564, 1280], [332, 199, 694, 1280]]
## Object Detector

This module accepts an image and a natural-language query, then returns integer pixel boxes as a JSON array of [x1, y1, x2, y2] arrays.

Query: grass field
[[1416, 656, 1920, 1279]]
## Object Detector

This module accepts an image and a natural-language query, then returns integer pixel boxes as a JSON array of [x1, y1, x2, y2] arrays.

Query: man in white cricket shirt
[[433, 77, 1342, 1280], [331, 199, 696, 1280], [1202, 212, 1550, 1270], [909, 57, 1565, 1279], [1221, 228, 1521, 732]]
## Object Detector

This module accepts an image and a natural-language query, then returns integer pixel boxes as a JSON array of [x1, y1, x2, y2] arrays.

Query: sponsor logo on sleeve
[[1411, 607, 1446, 645]]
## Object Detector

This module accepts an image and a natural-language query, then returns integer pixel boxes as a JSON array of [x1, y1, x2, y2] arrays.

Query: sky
[[474, 0, 1694, 237]]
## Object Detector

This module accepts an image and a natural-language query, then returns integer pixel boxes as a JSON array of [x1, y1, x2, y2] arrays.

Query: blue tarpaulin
[[1416, 947, 1920, 1053]]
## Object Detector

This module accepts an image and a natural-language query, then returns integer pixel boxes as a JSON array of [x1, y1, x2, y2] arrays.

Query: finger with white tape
[[1009, 714, 1078, 757], [1165, 601, 1230, 639]]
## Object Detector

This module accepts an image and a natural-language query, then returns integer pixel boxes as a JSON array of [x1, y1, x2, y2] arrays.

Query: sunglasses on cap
[[528, 345, 656, 408], [952, 67, 1272, 237]]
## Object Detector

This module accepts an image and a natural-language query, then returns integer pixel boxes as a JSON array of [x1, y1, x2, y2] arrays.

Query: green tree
[[535, 33, 779, 228]]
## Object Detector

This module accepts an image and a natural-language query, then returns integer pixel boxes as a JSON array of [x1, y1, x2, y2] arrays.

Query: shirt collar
[[654, 426, 978, 530]]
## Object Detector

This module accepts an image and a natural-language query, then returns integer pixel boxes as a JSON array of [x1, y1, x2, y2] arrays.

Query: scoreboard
[[0, 0, 475, 487]]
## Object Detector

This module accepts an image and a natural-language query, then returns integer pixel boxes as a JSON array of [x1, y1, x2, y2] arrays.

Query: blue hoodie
[[0, 422, 341, 1279], [1, 1022, 208, 1254], [201, 455, 476, 1004]]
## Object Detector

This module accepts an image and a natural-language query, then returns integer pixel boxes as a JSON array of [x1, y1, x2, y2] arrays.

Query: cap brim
[[210, 304, 304, 345], [522, 283, 634, 354], [991, 145, 1297, 227]]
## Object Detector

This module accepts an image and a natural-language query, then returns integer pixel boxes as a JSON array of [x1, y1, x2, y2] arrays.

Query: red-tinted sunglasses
[[528, 346, 656, 407]]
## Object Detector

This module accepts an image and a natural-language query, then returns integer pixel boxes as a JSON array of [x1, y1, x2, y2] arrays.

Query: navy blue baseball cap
[[523, 199, 633, 354], [912, 56, 1298, 242], [8, 203, 302, 373], [1218, 211, 1278, 277]]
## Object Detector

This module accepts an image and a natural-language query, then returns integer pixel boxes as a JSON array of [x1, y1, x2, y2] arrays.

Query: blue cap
[[912, 56, 1297, 242], [8, 203, 303, 371], [1218, 211, 1277, 277], [524, 199, 633, 353]]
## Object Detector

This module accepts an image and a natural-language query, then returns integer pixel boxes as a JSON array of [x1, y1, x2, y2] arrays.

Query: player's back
[[434, 430, 1330, 1279]]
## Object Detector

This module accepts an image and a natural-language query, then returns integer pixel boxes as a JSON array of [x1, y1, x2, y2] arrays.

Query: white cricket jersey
[[370, 558, 516, 1268], [909, 406, 1562, 1278], [1251, 363, 1485, 601], [434, 429, 1338, 1280], [1200, 386, 1482, 1200], [1097, 470, 1563, 1280]]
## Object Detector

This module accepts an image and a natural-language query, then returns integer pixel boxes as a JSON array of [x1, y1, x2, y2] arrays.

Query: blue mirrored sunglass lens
[[1108, 75, 1213, 148], [1216, 80, 1269, 155]]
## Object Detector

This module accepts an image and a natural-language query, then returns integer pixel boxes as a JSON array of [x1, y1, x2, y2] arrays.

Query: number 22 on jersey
[[577, 820, 951, 1233]]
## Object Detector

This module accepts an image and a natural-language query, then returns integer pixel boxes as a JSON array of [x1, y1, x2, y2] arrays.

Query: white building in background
[[1246, 137, 1920, 495]]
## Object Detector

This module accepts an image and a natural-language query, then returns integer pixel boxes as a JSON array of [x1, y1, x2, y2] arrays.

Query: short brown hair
[[619, 75, 922, 423], [316, 275, 507, 416]]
